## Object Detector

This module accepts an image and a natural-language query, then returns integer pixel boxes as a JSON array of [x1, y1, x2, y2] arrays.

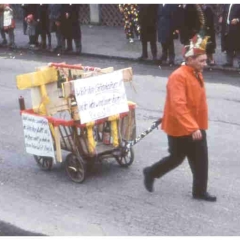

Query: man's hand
[[192, 130, 202, 141]]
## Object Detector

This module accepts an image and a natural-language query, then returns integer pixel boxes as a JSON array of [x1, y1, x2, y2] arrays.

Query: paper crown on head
[[183, 34, 209, 58]]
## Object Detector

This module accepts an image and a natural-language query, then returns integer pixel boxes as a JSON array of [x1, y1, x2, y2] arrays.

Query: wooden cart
[[17, 62, 137, 183]]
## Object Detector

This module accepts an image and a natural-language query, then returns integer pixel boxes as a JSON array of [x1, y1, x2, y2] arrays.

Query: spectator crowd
[[0, 4, 82, 54], [0, 4, 240, 69]]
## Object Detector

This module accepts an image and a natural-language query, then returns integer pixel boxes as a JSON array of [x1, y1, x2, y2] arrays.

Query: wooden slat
[[54, 126, 62, 163]]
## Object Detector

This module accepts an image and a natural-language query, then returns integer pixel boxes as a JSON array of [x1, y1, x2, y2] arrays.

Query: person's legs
[[55, 26, 64, 51], [74, 38, 82, 54], [223, 50, 234, 67], [159, 42, 168, 63], [40, 33, 47, 49], [149, 135, 187, 178], [143, 135, 188, 192], [0, 29, 7, 45], [186, 130, 216, 201], [236, 50, 240, 68], [150, 39, 157, 61], [47, 32, 51, 49], [168, 39, 175, 65], [187, 130, 208, 196], [8, 28, 16, 47], [66, 38, 73, 51], [139, 39, 148, 59]]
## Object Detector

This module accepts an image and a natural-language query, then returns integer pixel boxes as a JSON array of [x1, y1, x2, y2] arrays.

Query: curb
[[1, 45, 240, 73]]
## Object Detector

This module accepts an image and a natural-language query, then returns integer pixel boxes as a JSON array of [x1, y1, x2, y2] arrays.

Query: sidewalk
[[3, 21, 240, 72]]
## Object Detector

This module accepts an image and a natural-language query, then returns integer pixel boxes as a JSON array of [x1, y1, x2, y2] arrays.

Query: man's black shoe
[[193, 192, 217, 202], [143, 167, 154, 192]]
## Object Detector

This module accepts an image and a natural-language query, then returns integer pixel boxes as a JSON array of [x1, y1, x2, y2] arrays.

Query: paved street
[[0, 48, 240, 236]]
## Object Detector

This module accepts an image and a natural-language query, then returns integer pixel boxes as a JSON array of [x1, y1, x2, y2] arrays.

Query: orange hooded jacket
[[161, 65, 208, 136]]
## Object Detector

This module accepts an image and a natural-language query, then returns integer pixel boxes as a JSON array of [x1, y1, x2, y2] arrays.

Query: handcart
[[17, 62, 161, 183]]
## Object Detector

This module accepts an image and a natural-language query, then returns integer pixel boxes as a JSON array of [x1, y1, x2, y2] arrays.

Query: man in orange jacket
[[143, 34, 217, 202]]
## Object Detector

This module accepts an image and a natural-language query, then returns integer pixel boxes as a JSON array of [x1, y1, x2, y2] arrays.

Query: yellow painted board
[[16, 67, 58, 90]]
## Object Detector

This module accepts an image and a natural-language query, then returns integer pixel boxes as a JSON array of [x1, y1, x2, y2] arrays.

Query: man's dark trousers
[[148, 130, 208, 196]]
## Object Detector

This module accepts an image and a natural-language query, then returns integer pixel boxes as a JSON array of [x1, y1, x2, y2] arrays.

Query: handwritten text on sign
[[22, 113, 55, 158], [74, 70, 129, 123]]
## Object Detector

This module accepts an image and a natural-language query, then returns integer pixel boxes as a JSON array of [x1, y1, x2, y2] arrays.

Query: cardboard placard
[[22, 113, 55, 159], [74, 70, 129, 123]]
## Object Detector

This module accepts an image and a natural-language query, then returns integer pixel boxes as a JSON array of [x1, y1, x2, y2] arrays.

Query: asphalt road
[[0, 48, 240, 236]]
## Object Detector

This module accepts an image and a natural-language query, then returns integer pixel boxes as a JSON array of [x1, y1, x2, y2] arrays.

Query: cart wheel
[[34, 155, 53, 170], [65, 153, 86, 183], [116, 147, 134, 167]]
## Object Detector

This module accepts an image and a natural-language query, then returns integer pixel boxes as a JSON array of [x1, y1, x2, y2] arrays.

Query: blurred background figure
[[48, 4, 64, 53], [0, 4, 7, 46], [220, 4, 240, 69], [36, 4, 51, 50], [22, 4, 39, 49], [3, 4, 16, 49], [62, 4, 82, 54], [119, 4, 140, 43], [200, 4, 216, 66], [157, 4, 178, 66], [25, 13, 38, 49], [138, 4, 158, 61], [22, 4, 39, 48]]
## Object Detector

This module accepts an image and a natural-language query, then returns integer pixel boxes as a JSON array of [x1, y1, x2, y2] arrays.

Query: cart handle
[[124, 118, 162, 150]]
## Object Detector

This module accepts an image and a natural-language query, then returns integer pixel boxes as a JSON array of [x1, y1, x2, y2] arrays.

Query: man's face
[[188, 54, 207, 72]]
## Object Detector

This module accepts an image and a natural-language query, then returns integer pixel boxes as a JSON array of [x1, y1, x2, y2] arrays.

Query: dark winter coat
[[61, 4, 81, 39], [48, 4, 64, 33], [221, 4, 240, 51], [36, 4, 50, 35], [202, 5, 216, 54], [157, 4, 178, 44], [138, 4, 158, 42], [175, 4, 201, 45]]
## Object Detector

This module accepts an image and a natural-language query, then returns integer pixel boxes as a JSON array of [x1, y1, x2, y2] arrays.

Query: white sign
[[22, 113, 55, 159], [74, 70, 129, 123]]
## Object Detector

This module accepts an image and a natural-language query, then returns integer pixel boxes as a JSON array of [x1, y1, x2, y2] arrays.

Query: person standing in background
[[22, 4, 39, 49], [157, 4, 178, 66], [3, 4, 16, 49], [0, 4, 7, 46], [36, 4, 51, 50], [138, 4, 158, 61], [48, 4, 64, 53], [61, 4, 82, 54], [200, 4, 216, 66], [220, 4, 240, 69], [119, 4, 140, 43]]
